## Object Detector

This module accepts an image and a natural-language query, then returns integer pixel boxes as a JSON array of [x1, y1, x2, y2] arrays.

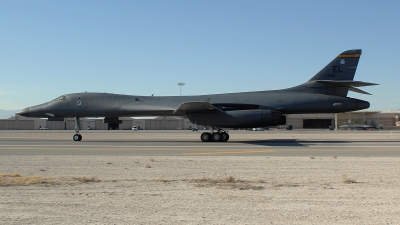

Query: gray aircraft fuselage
[[18, 49, 377, 141], [22, 90, 369, 118]]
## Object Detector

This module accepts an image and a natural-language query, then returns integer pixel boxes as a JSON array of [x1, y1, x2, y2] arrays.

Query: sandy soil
[[1, 155, 400, 224]]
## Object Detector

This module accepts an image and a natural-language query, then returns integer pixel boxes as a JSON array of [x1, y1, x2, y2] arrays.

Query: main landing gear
[[72, 117, 82, 141], [200, 127, 229, 142]]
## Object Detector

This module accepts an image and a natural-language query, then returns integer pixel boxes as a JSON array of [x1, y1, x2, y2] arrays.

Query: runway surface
[[1, 130, 399, 156]]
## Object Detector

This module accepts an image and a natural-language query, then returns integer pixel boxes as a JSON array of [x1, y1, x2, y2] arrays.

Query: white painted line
[[0, 145, 271, 148], [308, 145, 400, 148], [0, 137, 43, 139], [0, 145, 399, 149]]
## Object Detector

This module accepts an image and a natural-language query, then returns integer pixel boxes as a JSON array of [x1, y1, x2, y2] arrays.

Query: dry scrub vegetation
[[74, 176, 101, 183], [155, 174, 361, 190], [190, 176, 264, 190], [0, 173, 100, 187], [155, 176, 264, 190], [342, 175, 358, 184]]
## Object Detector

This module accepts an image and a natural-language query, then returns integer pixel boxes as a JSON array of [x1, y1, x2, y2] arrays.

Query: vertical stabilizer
[[289, 49, 367, 97], [309, 49, 361, 81]]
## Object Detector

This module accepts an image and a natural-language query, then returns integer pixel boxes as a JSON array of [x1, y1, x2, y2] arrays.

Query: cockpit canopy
[[53, 95, 66, 102]]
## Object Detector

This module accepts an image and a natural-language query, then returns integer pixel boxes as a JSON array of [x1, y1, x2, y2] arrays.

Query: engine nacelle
[[186, 110, 286, 128]]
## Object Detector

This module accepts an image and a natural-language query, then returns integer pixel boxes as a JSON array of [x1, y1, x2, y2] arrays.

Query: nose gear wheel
[[70, 117, 83, 141]]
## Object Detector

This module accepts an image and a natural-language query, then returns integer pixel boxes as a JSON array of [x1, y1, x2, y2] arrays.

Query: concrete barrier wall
[[47, 121, 66, 130], [95, 120, 107, 130], [0, 120, 34, 130], [1, 113, 398, 130], [120, 120, 133, 130], [146, 120, 180, 130]]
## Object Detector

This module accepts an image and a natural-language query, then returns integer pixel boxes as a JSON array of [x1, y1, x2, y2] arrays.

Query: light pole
[[177, 82, 185, 130], [177, 82, 185, 96]]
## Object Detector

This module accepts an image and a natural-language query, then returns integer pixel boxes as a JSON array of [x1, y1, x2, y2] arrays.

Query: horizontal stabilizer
[[348, 87, 372, 95], [315, 80, 378, 95], [173, 101, 223, 114], [315, 80, 378, 87]]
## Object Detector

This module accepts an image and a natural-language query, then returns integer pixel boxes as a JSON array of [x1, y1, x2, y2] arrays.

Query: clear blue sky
[[1, 1, 399, 111]]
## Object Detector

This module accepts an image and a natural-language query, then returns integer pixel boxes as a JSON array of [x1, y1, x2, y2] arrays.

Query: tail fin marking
[[289, 49, 378, 97], [308, 49, 362, 82]]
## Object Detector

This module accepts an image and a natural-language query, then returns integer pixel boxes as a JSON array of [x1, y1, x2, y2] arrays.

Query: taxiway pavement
[[1, 130, 399, 157]]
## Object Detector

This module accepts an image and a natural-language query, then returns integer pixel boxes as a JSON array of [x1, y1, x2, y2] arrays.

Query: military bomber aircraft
[[18, 49, 377, 142]]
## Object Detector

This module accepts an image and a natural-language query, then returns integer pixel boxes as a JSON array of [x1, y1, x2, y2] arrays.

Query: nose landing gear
[[72, 117, 82, 141], [73, 133, 82, 141]]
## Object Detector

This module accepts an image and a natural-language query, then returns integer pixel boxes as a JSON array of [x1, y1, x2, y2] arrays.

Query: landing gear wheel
[[73, 134, 82, 141], [212, 133, 222, 142], [200, 132, 212, 142], [221, 133, 229, 142]]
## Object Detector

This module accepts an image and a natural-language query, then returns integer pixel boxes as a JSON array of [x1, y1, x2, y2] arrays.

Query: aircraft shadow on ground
[[84, 139, 397, 146], [238, 139, 351, 147], [238, 139, 400, 147]]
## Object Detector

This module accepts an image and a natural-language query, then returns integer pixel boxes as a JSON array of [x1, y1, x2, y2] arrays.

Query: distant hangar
[[1, 111, 400, 130]]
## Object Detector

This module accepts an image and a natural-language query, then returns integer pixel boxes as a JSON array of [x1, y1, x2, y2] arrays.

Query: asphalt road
[[0, 130, 399, 157]]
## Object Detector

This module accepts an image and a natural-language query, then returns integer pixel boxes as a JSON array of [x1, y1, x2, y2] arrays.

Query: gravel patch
[[1, 156, 400, 224]]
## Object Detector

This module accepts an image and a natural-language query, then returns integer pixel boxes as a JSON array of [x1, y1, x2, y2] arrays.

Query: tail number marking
[[333, 66, 343, 73]]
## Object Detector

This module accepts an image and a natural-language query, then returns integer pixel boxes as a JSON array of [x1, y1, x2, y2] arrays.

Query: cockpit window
[[53, 95, 66, 101]]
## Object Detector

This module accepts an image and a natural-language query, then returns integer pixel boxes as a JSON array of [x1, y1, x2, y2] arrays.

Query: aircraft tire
[[225, 133, 229, 141], [200, 132, 212, 142], [73, 134, 82, 141], [221, 133, 229, 142], [212, 133, 222, 142]]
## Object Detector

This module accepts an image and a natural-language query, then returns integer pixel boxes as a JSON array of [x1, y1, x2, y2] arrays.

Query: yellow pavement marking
[[183, 149, 276, 155]]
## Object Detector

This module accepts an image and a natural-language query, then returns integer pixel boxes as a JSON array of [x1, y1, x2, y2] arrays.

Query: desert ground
[[1, 130, 400, 224]]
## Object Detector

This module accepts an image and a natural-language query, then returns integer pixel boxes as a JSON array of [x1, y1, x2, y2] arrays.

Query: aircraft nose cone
[[18, 108, 30, 117]]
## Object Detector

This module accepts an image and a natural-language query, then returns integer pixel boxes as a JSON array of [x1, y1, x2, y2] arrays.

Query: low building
[[0, 115, 204, 130], [1, 111, 400, 130]]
